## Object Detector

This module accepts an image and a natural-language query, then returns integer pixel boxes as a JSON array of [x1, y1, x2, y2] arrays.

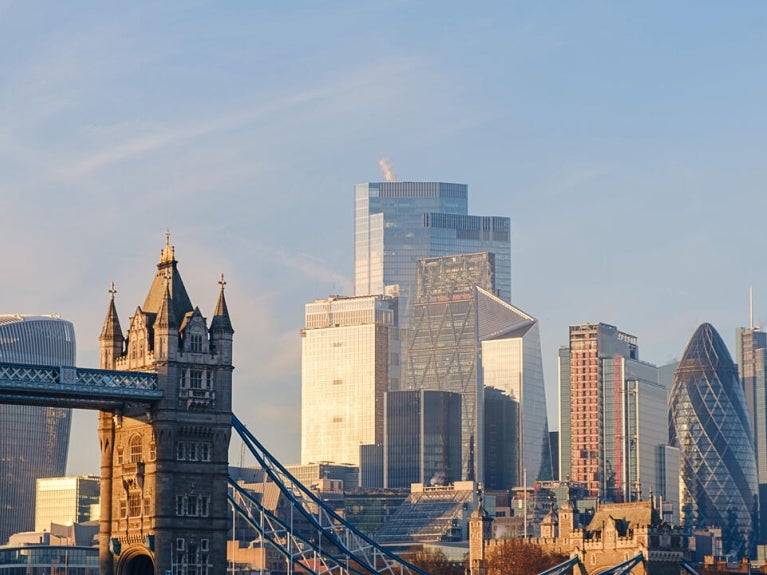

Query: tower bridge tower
[[98, 234, 234, 575]]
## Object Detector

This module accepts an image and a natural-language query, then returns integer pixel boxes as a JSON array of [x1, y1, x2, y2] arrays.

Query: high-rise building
[[0, 314, 76, 544], [601, 356, 668, 503], [35, 475, 100, 532], [354, 181, 511, 333], [559, 323, 671, 506], [405, 253, 552, 485], [301, 293, 398, 467], [384, 389, 462, 489], [736, 323, 767, 545], [483, 387, 519, 490], [670, 323, 757, 555]]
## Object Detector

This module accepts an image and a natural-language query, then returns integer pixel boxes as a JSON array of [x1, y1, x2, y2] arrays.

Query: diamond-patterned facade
[[669, 323, 756, 549]]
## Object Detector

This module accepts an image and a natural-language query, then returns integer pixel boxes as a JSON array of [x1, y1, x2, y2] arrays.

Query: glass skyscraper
[[354, 181, 511, 333], [406, 253, 551, 485], [384, 389, 462, 489], [736, 325, 767, 545], [301, 294, 398, 467], [0, 315, 76, 544], [669, 323, 757, 555], [35, 475, 100, 532]]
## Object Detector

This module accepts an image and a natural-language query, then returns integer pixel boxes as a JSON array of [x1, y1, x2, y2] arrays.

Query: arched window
[[129, 435, 142, 463]]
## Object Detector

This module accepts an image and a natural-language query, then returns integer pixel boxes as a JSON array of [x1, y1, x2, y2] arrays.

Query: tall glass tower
[[669, 323, 757, 556], [354, 182, 511, 332], [406, 253, 551, 485], [0, 315, 76, 544], [301, 294, 398, 467]]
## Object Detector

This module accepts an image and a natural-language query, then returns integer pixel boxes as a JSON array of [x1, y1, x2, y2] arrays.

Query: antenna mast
[[750, 286, 754, 330]]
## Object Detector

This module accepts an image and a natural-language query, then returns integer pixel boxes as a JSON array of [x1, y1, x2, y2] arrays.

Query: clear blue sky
[[2, 1, 766, 475]]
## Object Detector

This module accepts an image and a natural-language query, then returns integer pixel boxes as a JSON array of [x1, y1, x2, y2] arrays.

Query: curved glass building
[[0, 315, 76, 544], [669, 323, 756, 550]]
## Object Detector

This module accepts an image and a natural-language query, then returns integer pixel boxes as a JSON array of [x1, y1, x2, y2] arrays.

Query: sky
[[2, 1, 767, 475]]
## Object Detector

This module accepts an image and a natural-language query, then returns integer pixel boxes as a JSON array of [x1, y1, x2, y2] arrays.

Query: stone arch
[[116, 546, 154, 575]]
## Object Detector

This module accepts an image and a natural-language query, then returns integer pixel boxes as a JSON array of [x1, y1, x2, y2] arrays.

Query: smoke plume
[[378, 157, 397, 182]]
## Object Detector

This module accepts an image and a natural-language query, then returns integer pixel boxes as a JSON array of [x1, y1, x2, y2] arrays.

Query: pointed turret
[[142, 231, 194, 321], [209, 274, 234, 361], [210, 273, 234, 334], [99, 282, 124, 369], [154, 275, 179, 360], [469, 485, 494, 575]]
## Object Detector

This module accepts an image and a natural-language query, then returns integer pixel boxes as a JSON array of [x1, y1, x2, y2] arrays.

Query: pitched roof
[[142, 235, 194, 322]]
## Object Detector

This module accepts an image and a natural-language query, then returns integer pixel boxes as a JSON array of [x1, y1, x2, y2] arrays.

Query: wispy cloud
[[55, 57, 424, 181]]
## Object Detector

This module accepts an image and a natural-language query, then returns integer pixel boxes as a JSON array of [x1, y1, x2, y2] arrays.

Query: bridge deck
[[0, 362, 162, 410]]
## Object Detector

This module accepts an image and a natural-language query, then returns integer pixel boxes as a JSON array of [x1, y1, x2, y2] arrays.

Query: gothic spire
[[155, 271, 178, 330], [100, 282, 124, 341], [142, 231, 194, 320], [210, 273, 234, 334]]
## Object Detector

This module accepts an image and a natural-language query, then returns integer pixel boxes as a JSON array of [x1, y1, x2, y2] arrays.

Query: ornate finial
[[160, 230, 175, 263], [109, 282, 117, 300], [219, 273, 226, 291]]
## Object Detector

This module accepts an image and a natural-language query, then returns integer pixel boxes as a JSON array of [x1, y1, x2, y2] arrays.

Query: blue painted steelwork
[[229, 479, 372, 575], [0, 362, 161, 410], [232, 414, 428, 575], [680, 559, 699, 575], [594, 553, 644, 575], [538, 555, 580, 575]]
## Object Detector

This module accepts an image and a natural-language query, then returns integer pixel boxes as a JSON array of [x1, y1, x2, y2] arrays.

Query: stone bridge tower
[[98, 234, 234, 575]]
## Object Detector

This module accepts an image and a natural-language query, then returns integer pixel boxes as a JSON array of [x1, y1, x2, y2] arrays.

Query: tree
[[408, 548, 466, 575], [485, 538, 569, 575]]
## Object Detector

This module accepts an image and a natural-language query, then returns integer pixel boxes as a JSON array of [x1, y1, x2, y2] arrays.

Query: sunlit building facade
[[301, 294, 398, 467], [669, 323, 757, 554], [35, 475, 100, 532], [0, 315, 76, 545], [354, 181, 511, 334], [405, 253, 552, 485], [559, 322, 672, 506]]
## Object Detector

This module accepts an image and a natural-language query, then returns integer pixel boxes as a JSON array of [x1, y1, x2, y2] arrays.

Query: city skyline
[[2, 2, 767, 476]]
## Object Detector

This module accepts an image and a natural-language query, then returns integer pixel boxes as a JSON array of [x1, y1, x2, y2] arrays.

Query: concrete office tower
[[736, 320, 767, 546], [670, 323, 757, 556], [354, 182, 511, 337], [384, 390, 462, 488], [559, 323, 671, 505], [301, 293, 398, 466], [0, 314, 76, 544], [35, 475, 101, 532], [406, 253, 552, 485]]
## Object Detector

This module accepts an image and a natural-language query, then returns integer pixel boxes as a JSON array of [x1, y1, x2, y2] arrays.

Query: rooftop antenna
[[750, 286, 754, 330]]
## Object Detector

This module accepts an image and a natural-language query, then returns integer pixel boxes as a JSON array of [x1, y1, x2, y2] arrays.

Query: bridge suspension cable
[[231, 413, 428, 575]]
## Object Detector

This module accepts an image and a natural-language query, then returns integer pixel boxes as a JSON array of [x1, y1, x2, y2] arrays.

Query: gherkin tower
[[669, 323, 757, 552]]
